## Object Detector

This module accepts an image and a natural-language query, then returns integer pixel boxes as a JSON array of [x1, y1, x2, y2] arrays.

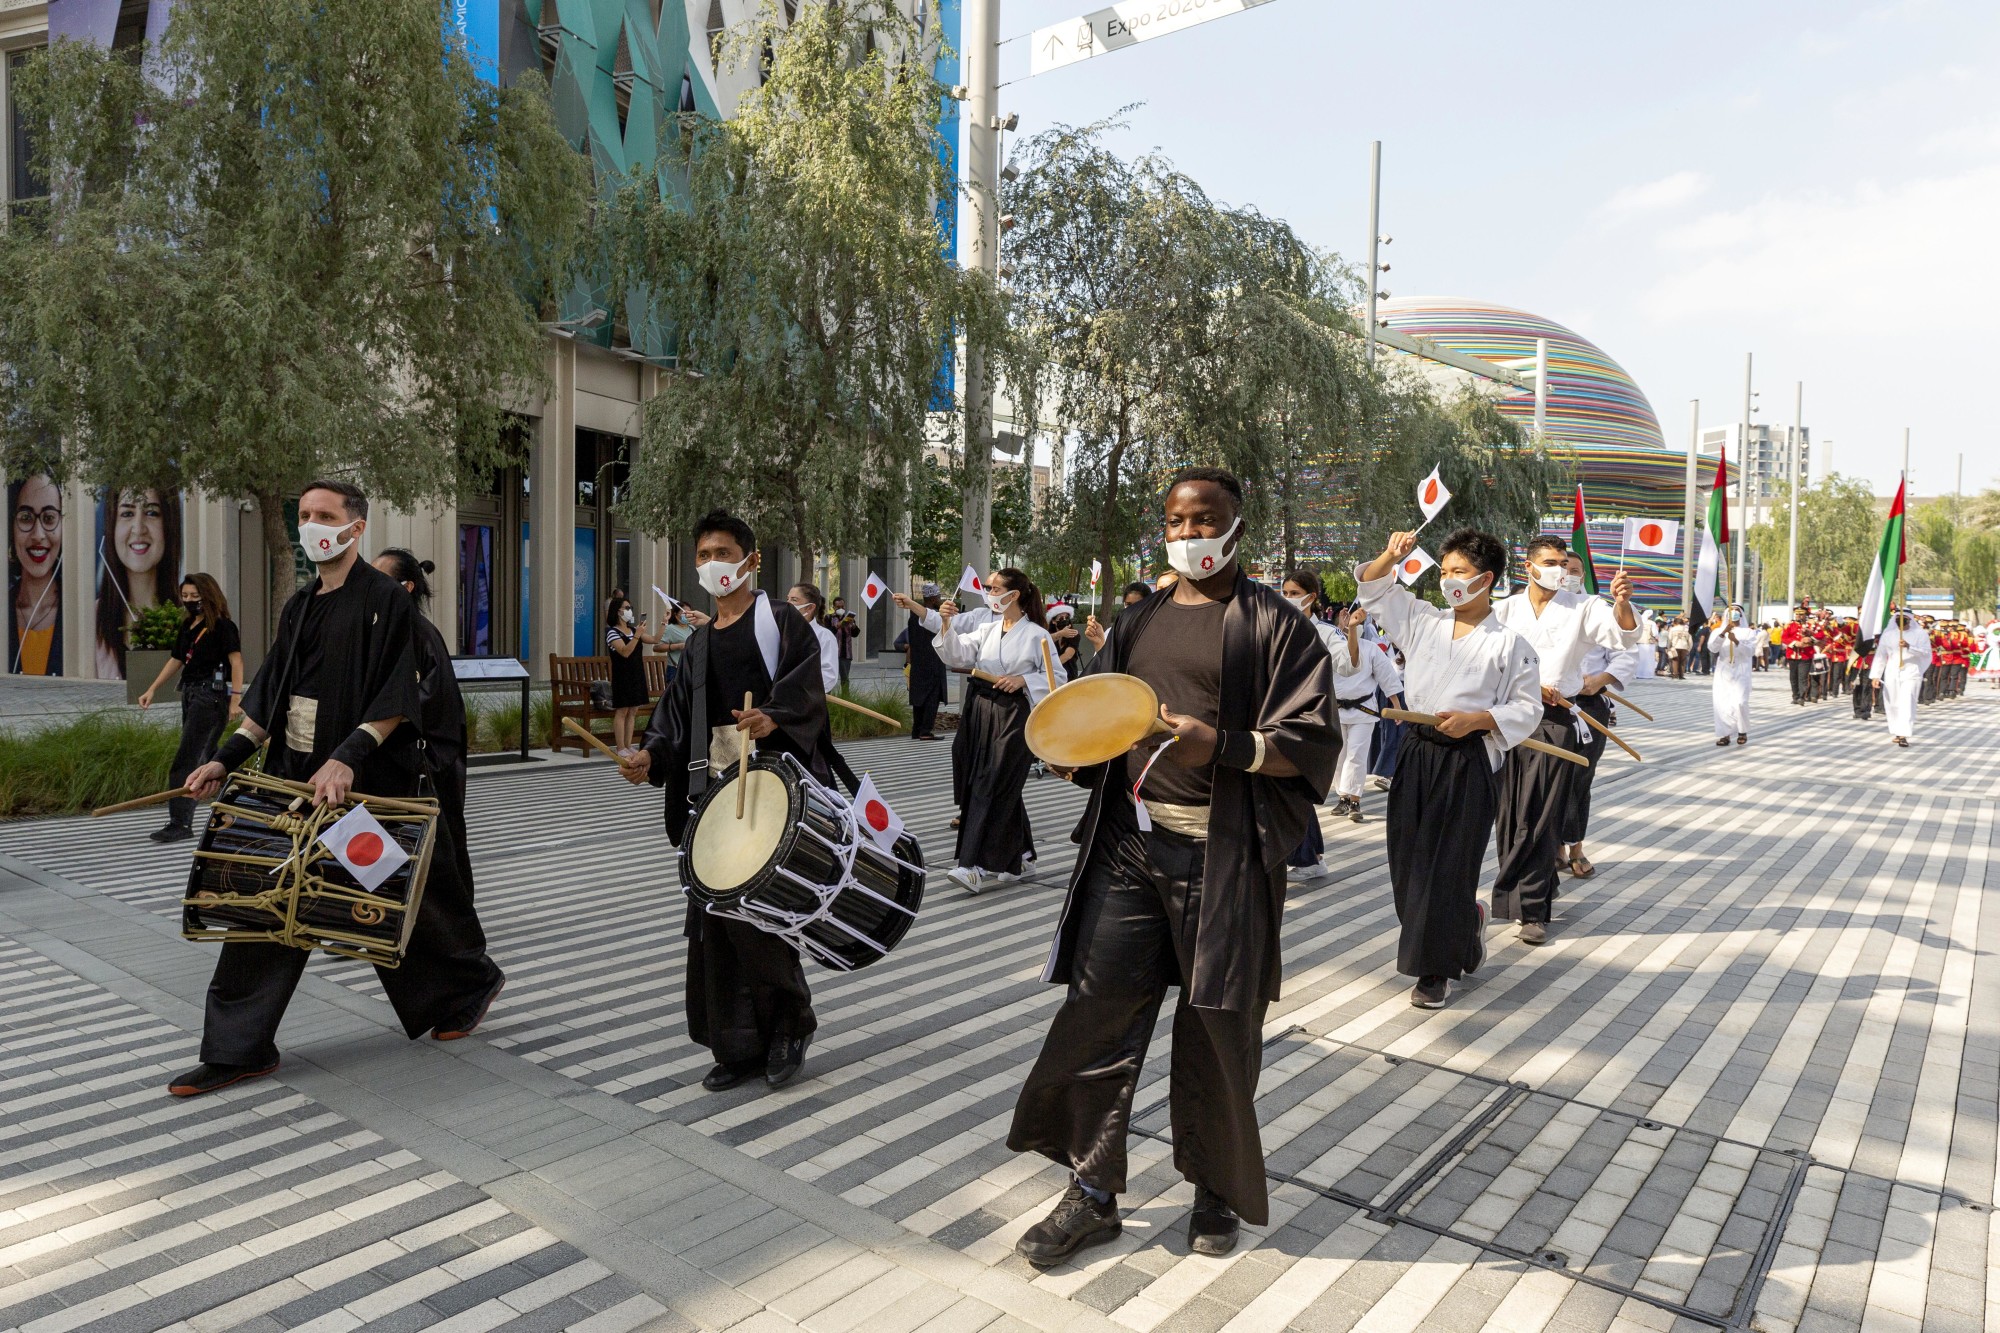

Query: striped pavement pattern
[[1, 671, 1995, 1331]]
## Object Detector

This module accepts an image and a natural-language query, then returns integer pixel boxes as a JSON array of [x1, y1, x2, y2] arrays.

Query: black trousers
[[1008, 827, 1271, 1225], [199, 816, 503, 1066], [1492, 705, 1581, 925], [684, 912, 815, 1068], [167, 685, 231, 830], [1921, 667, 1939, 705], [1854, 676, 1875, 719], [1788, 657, 1812, 702], [952, 683, 1035, 873], [1387, 728, 1496, 979], [911, 695, 940, 738], [1560, 694, 1611, 846]]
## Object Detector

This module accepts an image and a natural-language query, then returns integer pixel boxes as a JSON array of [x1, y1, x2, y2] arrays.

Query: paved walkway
[[0, 672, 1994, 1332]]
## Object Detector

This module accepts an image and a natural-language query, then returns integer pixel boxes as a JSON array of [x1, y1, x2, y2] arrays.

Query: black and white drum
[[680, 752, 924, 971]]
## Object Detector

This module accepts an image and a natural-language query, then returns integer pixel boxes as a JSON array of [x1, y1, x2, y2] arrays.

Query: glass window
[[7, 51, 48, 205]]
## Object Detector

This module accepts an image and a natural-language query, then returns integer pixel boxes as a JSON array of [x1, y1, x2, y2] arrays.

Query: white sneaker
[[946, 866, 982, 894], [1296, 858, 1328, 881], [990, 870, 1021, 887]]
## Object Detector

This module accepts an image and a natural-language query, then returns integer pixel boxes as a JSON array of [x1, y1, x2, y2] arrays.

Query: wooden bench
[[547, 654, 674, 754]]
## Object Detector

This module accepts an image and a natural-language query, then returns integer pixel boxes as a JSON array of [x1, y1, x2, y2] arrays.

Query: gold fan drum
[[1023, 672, 1173, 769]]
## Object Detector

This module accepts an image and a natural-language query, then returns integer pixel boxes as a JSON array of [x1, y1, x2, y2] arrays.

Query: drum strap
[[687, 629, 711, 799]]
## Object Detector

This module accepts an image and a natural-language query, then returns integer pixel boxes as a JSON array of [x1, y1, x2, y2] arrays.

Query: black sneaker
[[432, 972, 505, 1041], [766, 1033, 812, 1088], [168, 1060, 279, 1098], [1347, 802, 1365, 824], [1188, 1186, 1240, 1256], [1016, 1183, 1121, 1265], [1466, 901, 1489, 975], [149, 824, 193, 843], [702, 1060, 764, 1092], [1411, 976, 1448, 1009]]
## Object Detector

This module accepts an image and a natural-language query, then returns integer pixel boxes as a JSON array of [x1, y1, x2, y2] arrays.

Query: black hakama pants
[[952, 681, 1035, 874], [1386, 727, 1496, 979], [1559, 693, 1611, 847], [910, 667, 945, 738], [683, 910, 816, 1070], [1008, 826, 1271, 1224], [199, 815, 503, 1066], [1492, 705, 1582, 925], [1854, 674, 1875, 719]]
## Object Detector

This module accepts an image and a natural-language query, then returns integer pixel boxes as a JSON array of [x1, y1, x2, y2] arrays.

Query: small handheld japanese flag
[[317, 805, 409, 893], [851, 774, 905, 853], [860, 571, 888, 608], [1417, 466, 1452, 522], [1397, 547, 1436, 585], [1621, 517, 1679, 556], [1090, 559, 1102, 590], [958, 565, 985, 597], [652, 584, 679, 612]]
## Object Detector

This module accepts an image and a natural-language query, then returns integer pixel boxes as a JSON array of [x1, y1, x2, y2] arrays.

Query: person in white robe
[[1708, 604, 1759, 745], [1870, 610, 1932, 747]]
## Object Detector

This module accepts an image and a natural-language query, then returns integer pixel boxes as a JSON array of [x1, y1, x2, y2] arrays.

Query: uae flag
[[1692, 446, 1729, 621], [1858, 476, 1907, 649], [1570, 485, 1597, 595]]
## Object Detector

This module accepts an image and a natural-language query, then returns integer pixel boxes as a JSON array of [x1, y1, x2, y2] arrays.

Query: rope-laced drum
[[680, 753, 924, 972], [182, 770, 438, 968]]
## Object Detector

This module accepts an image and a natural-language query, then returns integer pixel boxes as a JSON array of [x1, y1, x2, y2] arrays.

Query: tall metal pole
[[1681, 400, 1699, 612], [1902, 428, 1910, 485], [958, 0, 1000, 578], [1533, 338, 1548, 440], [1737, 353, 1752, 606], [1365, 141, 1381, 365], [1786, 382, 1801, 608]]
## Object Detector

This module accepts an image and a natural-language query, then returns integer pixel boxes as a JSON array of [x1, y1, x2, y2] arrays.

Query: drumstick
[[1375, 707, 1591, 769], [1601, 687, 1654, 721], [1040, 638, 1059, 695], [950, 667, 1007, 684], [561, 717, 635, 767], [1553, 696, 1644, 762], [92, 786, 190, 818], [736, 691, 753, 819], [826, 694, 904, 730]]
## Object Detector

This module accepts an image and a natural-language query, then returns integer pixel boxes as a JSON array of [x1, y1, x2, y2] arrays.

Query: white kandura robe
[[1328, 629, 1404, 799], [1709, 625, 1758, 737], [1870, 624, 1933, 738]]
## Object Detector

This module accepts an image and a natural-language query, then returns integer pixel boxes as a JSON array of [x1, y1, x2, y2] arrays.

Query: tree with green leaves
[[0, 0, 588, 603], [607, 1, 989, 573], [1746, 476, 1887, 605]]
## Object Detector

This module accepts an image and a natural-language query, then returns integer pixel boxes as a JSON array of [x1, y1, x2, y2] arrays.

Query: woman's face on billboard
[[11, 475, 61, 579], [114, 489, 166, 575]]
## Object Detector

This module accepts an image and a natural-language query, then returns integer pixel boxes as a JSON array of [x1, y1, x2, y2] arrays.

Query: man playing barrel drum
[[1007, 467, 1338, 1263], [172, 481, 505, 1098], [622, 510, 834, 1092]]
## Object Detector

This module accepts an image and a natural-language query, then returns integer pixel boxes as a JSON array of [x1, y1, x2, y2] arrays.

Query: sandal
[[1736, 733, 1747, 745], [1569, 856, 1596, 879]]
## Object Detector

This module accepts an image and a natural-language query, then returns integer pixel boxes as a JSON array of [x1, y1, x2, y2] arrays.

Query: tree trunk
[[1095, 422, 1130, 623], [256, 489, 296, 617], [783, 472, 814, 591]]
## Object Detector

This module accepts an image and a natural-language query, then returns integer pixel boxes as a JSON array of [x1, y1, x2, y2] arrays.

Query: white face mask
[[1165, 516, 1241, 579], [298, 519, 359, 564], [1560, 573, 1585, 595], [1529, 563, 1566, 592], [1287, 593, 1314, 615], [621, 608, 634, 624], [787, 599, 812, 616], [695, 554, 752, 598], [1439, 572, 1490, 607], [983, 588, 1017, 614]]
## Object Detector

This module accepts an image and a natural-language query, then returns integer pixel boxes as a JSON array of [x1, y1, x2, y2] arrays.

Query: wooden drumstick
[[825, 694, 904, 730], [92, 785, 190, 818], [737, 691, 753, 819], [561, 718, 635, 767], [1040, 638, 1059, 696], [1376, 707, 1591, 768], [1600, 687, 1654, 721]]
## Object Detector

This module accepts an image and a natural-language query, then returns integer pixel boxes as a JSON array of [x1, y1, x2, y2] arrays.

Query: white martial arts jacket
[[922, 606, 1056, 705], [1493, 589, 1641, 696]]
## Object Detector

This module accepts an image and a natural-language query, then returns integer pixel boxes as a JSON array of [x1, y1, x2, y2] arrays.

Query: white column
[[528, 337, 577, 677], [1681, 401, 1699, 613]]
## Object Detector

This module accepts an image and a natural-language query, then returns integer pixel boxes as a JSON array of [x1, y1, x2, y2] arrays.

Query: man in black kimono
[[623, 510, 833, 1092], [173, 482, 505, 1098], [892, 582, 947, 740], [1008, 468, 1337, 1264]]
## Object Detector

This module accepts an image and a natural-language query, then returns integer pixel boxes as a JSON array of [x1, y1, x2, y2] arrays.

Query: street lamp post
[[958, 0, 1001, 577], [1365, 141, 1381, 366], [1738, 353, 1752, 610], [1786, 382, 1801, 609]]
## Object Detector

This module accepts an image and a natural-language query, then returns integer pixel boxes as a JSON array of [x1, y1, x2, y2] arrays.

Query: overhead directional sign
[[1031, 0, 1276, 77]]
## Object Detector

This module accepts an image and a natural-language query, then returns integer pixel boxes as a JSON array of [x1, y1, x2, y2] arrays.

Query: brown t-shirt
[[1124, 593, 1228, 806]]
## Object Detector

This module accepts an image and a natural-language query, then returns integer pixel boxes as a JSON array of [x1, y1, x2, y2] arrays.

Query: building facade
[[4, 0, 959, 681], [1700, 423, 1811, 530]]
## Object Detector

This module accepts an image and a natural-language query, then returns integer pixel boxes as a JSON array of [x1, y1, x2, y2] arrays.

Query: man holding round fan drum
[[1007, 468, 1338, 1265], [172, 481, 505, 1099]]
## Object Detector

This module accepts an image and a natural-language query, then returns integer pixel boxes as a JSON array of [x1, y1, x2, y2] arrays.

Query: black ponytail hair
[[378, 547, 434, 606]]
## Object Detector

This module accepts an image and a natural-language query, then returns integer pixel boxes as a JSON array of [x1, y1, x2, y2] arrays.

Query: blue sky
[[985, 0, 1999, 500]]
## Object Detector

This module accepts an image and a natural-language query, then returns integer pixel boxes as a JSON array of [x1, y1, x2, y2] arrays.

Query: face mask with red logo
[[1165, 516, 1241, 579]]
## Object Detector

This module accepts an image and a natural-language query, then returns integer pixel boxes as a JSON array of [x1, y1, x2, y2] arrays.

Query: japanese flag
[[1417, 466, 1452, 522], [1397, 546, 1436, 586], [851, 774, 905, 853], [317, 805, 409, 893], [958, 565, 985, 597], [1089, 559, 1102, 590], [652, 584, 679, 612], [1621, 517, 1679, 556], [860, 571, 888, 608]]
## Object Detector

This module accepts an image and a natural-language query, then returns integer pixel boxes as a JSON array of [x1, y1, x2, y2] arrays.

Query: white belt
[[1142, 801, 1209, 839], [285, 696, 318, 752]]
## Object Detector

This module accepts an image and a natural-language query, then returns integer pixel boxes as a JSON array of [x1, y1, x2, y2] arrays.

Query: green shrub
[[829, 683, 912, 739], [0, 710, 182, 817], [530, 691, 554, 746], [130, 602, 188, 650]]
